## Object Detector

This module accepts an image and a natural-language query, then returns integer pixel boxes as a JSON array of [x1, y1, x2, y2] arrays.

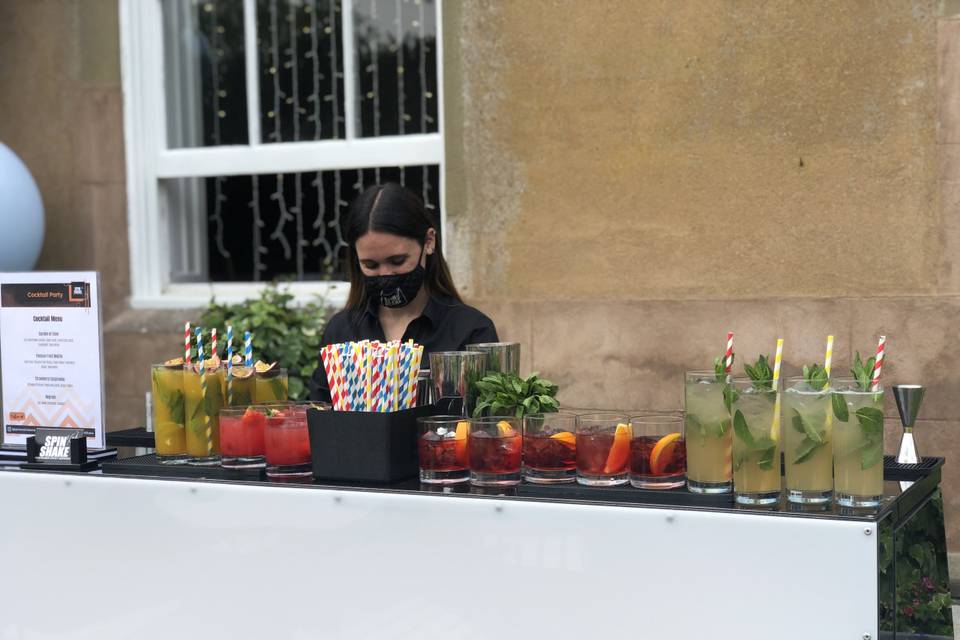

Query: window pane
[[163, 166, 441, 283], [257, 0, 346, 142], [163, 0, 249, 148], [354, 0, 439, 137]]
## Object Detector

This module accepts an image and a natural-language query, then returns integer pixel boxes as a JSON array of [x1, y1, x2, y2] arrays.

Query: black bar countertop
[[18, 453, 929, 526]]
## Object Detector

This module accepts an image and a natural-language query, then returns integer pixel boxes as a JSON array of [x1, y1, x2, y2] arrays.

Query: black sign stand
[[21, 435, 100, 472]]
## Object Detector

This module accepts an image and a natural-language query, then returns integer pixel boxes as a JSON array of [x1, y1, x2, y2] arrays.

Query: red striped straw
[[724, 331, 735, 374], [211, 327, 218, 360], [184, 322, 191, 365], [870, 335, 886, 392]]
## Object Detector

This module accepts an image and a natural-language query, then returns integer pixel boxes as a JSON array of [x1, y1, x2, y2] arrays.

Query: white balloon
[[0, 143, 45, 271]]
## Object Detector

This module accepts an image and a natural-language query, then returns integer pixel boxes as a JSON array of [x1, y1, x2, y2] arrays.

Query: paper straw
[[226, 325, 234, 405], [196, 328, 212, 455], [770, 338, 784, 439], [397, 343, 412, 410], [724, 331, 734, 375], [824, 335, 835, 427], [184, 322, 191, 365], [871, 336, 886, 392], [211, 328, 218, 360], [244, 331, 253, 367], [407, 344, 423, 407]]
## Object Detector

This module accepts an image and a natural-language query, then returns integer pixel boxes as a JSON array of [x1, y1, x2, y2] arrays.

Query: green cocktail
[[730, 377, 780, 505], [831, 377, 884, 507], [783, 376, 833, 504], [684, 371, 732, 494]]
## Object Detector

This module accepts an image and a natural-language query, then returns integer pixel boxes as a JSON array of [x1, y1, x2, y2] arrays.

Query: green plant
[[744, 354, 774, 389], [851, 351, 877, 391], [199, 282, 331, 401], [802, 362, 828, 391], [473, 372, 560, 418]]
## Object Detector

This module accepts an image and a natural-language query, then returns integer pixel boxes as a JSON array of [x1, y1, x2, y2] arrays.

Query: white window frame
[[119, 0, 445, 309]]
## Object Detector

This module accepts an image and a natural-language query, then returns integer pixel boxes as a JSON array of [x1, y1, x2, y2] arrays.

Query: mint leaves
[[732, 409, 777, 471], [851, 351, 877, 392], [791, 409, 828, 464], [855, 406, 884, 470], [714, 354, 733, 382], [473, 372, 560, 418], [744, 355, 774, 390], [802, 363, 829, 391], [831, 393, 849, 422]]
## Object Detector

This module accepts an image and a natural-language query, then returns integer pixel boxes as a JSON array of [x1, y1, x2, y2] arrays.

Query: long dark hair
[[344, 183, 462, 310]]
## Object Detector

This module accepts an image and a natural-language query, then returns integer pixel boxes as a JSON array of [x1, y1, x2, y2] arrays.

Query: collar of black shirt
[[362, 291, 452, 330]]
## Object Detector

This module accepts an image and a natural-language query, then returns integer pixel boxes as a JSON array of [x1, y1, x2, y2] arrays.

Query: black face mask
[[364, 245, 426, 309]]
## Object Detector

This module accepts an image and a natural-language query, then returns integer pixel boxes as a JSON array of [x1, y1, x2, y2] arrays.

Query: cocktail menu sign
[[0, 272, 105, 449]]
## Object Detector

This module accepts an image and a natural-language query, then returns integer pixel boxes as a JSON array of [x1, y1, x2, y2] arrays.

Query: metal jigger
[[893, 384, 925, 464]]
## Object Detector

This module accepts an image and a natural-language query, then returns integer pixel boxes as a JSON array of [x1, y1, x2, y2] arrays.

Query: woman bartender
[[310, 183, 498, 400]]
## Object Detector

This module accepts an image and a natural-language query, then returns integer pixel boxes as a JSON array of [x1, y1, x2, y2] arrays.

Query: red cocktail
[[219, 407, 266, 469], [629, 415, 685, 489], [576, 414, 631, 486], [523, 413, 577, 483], [468, 418, 522, 486], [264, 406, 312, 478], [418, 416, 469, 484]]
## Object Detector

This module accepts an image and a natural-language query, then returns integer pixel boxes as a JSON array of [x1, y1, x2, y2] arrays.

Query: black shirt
[[309, 294, 498, 401]]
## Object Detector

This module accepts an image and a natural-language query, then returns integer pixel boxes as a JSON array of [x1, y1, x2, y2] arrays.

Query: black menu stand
[[21, 436, 101, 472]]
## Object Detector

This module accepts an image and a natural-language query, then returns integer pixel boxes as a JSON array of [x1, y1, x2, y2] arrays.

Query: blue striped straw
[[195, 328, 212, 454], [226, 325, 234, 405], [244, 331, 253, 367]]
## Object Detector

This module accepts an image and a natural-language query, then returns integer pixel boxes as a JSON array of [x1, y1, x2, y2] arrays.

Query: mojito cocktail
[[684, 372, 732, 493], [831, 378, 884, 507], [730, 377, 781, 505], [783, 376, 833, 504], [150, 361, 187, 464], [183, 361, 225, 465]]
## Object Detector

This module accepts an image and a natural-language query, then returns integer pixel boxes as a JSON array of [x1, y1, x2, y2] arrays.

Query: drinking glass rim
[[829, 376, 884, 393], [472, 416, 521, 425], [629, 412, 683, 423], [417, 414, 468, 424]]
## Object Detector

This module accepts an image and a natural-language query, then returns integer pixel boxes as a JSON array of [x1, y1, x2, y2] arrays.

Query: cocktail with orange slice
[[684, 371, 733, 494], [575, 413, 631, 486], [523, 413, 577, 484], [629, 414, 686, 489], [418, 416, 470, 484], [468, 417, 522, 486]]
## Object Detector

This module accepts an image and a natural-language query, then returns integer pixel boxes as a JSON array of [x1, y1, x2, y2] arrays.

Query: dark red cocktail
[[575, 416, 631, 486], [468, 418, 522, 486], [629, 435, 686, 489], [418, 416, 470, 484]]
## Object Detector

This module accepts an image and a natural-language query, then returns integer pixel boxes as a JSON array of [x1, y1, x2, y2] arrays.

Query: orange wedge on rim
[[455, 421, 469, 465], [603, 423, 631, 474], [649, 432, 682, 475], [496, 420, 516, 437], [550, 431, 576, 446]]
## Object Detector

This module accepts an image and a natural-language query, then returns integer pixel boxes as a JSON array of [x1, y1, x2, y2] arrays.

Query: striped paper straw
[[824, 335, 835, 427], [244, 331, 253, 367], [770, 338, 784, 439], [184, 322, 191, 365], [226, 325, 234, 405], [392, 343, 402, 411], [371, 351, 384, 412], [871, 336, 886, 392], [196, 328, 212, 455], [211, 328, 218, 360], [724, 331, 734, 375], [407, 344, 423, 407], [397, 343, 412, 409]]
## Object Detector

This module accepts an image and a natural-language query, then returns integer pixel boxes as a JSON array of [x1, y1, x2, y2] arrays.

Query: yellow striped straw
[[824, 335, 835, 427], [770, 338, 784, 441]]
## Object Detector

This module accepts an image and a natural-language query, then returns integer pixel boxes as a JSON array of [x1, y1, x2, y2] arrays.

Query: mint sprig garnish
[[855, 406, 884, 469], [802, 363, 829, 391], [714, 354, 733, 382], [851, 351, 877, 392], [744, 354, 774, 390], [152, 369, 185, 425]]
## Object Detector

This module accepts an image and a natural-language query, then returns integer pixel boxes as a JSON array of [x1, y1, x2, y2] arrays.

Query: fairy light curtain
[[162, 0, 439, 283]]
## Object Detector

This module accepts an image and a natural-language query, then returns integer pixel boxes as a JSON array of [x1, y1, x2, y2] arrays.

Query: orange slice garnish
[[455, 421, 469, 465], [603, 423, 631, 473], [550, 431, 576, 446], [496, 420, 516, 437], [649, 432, 682, 475]]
